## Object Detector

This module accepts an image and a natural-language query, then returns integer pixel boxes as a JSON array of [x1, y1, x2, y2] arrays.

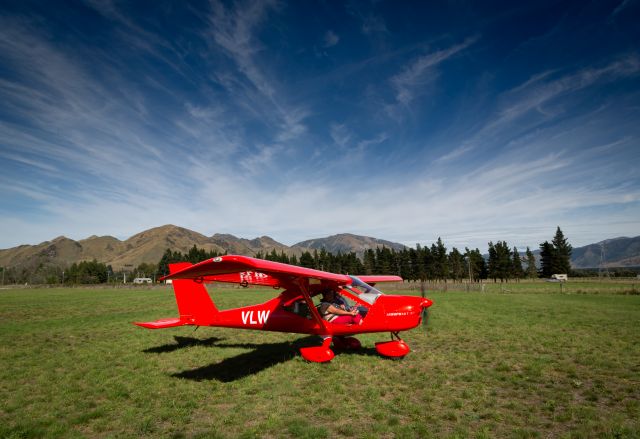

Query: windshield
[[344, 276, 384, 305]]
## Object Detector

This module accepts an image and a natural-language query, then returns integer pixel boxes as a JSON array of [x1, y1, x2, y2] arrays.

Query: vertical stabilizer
[[169, 262, 218, 325]]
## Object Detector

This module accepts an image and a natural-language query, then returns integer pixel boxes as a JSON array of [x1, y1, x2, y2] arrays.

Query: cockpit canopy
[[343, 275, 384, 304]]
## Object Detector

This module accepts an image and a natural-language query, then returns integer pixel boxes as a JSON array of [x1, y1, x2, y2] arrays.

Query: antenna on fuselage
[[420, 281, 429, 329]]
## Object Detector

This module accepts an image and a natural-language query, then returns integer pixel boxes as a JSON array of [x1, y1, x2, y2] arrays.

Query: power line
[[598, 242, 610, 279]]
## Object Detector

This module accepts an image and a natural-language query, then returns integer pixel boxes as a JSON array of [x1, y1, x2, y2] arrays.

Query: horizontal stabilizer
[[134, 318, 187, 329]]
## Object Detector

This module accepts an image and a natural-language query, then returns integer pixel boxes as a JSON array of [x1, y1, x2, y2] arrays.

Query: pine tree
[[512, 247, 524, 282], [525, 247, 537, 278], [551, 227, 572, 274], [363, 249, 376, 275], [432, 238, 448, 282], [409, 247, 420, 281], [488, 242, 497, 282], [465, 248, 485, 281], [158, 248, 184, 276], [299, 251, 314, 268], [398, 249, 412, 280], [422, 245, 433, 281], [448, 247, 465, 281], [497, 241, 512, 282], [488, 241, 512, 282], [539, 241, 554, 278]]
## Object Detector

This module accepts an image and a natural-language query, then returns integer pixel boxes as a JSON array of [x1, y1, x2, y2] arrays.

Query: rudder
[[170, 262, 218, 325]]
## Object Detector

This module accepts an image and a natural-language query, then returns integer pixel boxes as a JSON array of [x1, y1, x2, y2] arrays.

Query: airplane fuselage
[[189, 290, 427, 336]]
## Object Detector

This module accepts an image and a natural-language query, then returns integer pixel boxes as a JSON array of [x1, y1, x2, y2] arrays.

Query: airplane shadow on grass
[[144, 335, 379, 382], [143, 336, 225, 354]]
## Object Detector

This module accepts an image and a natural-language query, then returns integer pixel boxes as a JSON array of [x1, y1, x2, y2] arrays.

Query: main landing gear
[[300, 332, 410, 362], [300, 336, 335, 363], [299, 336, 362, 362]]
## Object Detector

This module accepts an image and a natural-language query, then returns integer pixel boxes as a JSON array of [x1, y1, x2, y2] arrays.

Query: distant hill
[[571, 236, 640, 268], [0, 226, 406, 271], [293, 233, 405, 256], [1, 226, 637, 271], [210, 233, 291, 256], [519, 236, 640, 268], [0, 225, 239, 271]]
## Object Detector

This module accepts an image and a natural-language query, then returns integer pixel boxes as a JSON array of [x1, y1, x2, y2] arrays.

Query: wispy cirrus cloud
[[329, 123, 387, 161], [330, 123, 352, 148], [390, 36, 479, 106], [346, 1, 388, 36], [0, 1, 638, 253], [442, 56, 640, 167], [205, 0, 309, 154], [493, 55, 640, 128], [207, 0, 279, 98], [433, 144, 474, 163]]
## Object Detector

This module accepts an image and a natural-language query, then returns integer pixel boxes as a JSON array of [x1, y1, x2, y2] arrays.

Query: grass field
[[1, 282, 639, 438]]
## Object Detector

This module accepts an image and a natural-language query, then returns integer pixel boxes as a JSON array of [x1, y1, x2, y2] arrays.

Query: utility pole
[[598, 243, 610, 279]]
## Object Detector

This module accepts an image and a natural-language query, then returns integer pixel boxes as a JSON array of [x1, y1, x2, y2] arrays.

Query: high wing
[[356, 275, 402, 284], [160, 255, 352, 334], [160, 255, 351, 285], [358, 275, 403, 285], [202, 271, 281, 288]]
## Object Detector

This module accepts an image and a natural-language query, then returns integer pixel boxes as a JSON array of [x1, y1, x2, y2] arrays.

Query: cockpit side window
[[282, 296, 313, 319]]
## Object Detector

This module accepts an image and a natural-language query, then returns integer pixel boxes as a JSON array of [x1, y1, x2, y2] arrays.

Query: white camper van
[[133, 277, 153, 284]]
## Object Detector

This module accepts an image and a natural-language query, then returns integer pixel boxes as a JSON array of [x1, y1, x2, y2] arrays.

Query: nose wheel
[[375, 332, 410, 358]]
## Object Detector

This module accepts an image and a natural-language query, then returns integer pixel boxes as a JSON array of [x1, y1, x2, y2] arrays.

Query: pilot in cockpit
[[318, 289, 363, 325]]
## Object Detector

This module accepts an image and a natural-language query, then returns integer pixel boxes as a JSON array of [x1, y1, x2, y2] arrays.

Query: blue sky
[[1, 0, 639, 252]]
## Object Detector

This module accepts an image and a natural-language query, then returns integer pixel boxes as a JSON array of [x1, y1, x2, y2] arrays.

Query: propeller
[[420, 281, 430, 328]]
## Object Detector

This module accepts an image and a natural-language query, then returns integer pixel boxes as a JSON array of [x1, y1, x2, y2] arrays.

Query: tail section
[[170, 263, 218, 325], [134, 262, 218, 329]]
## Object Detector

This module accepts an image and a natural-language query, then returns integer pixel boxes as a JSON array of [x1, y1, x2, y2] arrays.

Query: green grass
[[396, 278, 640, 295], [0, 284, 639, 438]]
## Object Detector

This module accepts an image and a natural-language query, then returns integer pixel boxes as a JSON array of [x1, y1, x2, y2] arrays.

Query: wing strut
[[295, 278, 330, 334], [296, 278, 335, 362]]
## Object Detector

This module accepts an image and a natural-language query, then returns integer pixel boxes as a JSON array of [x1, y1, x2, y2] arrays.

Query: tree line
[[154, 228, 572, 283], [2, 228, 575, 284]]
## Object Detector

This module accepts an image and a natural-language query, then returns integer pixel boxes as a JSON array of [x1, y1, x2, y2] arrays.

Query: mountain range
[[569, 236, 640, 268], [0, 225, 406, 271], [0, 225, 638, 271]]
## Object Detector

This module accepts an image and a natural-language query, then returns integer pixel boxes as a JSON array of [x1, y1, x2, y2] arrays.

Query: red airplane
[[135, 255, 433, 362]]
